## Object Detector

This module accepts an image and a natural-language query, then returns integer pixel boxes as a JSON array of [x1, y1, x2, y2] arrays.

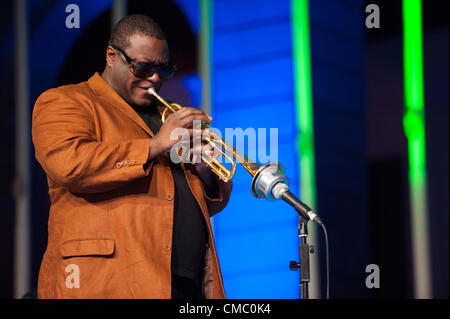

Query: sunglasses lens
[[132, 62, 151, 78], [132, 62, 176, 79], [159, 66, 175, 79]]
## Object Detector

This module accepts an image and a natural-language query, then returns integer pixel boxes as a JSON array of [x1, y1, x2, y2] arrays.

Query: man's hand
[[147, 107, 211, 161], [191, 142, 222, 198]]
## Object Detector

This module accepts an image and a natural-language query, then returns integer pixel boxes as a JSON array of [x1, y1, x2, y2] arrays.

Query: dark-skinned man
[[32, 14, 232, 299]]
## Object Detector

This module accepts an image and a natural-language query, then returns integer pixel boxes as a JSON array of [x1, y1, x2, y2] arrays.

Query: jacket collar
[[87, 72, 155, 137]]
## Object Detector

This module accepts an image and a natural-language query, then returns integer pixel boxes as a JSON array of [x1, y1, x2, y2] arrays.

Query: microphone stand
[[250, 162, 322, 300], [290, 214, 312, 299]]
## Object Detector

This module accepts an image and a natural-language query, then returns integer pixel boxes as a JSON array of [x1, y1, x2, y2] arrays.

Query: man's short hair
[[108, 14, 166, 49]]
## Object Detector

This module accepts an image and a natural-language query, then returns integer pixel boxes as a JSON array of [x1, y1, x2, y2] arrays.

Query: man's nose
[[147, 71, 161, 83]]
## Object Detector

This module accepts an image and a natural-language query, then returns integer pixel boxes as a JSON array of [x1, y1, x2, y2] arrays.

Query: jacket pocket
[[61, 238, 115, 258]]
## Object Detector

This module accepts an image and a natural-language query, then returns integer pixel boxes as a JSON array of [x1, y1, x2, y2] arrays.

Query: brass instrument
[[148, 88, 288, 199]]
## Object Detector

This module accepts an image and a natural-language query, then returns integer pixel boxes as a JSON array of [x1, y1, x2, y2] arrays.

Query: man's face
[[107, 33, 170, 108]]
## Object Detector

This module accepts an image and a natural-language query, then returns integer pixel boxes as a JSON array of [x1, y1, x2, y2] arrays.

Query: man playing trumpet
[[32, 14, 232, 299]]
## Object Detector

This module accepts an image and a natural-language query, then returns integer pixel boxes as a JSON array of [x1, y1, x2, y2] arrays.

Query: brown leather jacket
[[32, 73, 232, 298]]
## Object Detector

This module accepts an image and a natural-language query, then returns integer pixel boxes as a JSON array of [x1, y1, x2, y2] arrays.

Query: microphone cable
[[318, 220, 330, 299]]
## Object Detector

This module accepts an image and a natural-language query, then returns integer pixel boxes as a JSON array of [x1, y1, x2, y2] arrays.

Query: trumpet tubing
[[147, 88, 262, 184]]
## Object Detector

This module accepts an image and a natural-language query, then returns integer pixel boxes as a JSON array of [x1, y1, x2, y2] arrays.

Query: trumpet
[[148, 88, 288, 199]]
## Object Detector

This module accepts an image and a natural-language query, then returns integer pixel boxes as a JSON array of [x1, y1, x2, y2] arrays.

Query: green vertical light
[[199, 0, 213, 115], [291, 0, 320, 298], [402, 0, 432, 298], [291, 0, 316, 210]]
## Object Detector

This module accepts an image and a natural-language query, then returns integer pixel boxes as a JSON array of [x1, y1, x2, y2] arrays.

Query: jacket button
[[163, 243, 171, 251], [166, 193, 173, 201]]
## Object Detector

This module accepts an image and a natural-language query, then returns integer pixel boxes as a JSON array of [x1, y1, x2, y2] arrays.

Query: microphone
[[271, 183, 323, 225], [251, 162, 323, 225]]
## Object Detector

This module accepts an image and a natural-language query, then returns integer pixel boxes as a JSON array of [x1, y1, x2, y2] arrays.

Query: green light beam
[[402, 0, 432, 298], [291, 0, 320, 299]]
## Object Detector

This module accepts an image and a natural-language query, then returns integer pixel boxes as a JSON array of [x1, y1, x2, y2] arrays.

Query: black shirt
[[131, 103, 208, 286]]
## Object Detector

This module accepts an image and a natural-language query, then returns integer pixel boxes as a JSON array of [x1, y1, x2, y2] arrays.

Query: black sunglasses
[[110, 44, 176, 79]]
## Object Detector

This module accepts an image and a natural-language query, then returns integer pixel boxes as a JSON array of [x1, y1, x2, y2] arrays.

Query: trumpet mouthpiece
[[148, 87, 156, 95]]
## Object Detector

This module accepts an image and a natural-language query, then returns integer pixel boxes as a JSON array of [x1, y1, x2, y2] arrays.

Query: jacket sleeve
[[203, 177, 233, 217], [32, 89, 153, 194]]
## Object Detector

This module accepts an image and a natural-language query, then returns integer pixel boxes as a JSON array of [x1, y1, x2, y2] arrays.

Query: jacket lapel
[[87, 72, 155, 137]]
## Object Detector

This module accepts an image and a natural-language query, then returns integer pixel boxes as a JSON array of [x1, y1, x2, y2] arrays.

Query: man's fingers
[[189, 143, 218, 157], [169, 107, 212, 124], [178, 114, 211, 128]]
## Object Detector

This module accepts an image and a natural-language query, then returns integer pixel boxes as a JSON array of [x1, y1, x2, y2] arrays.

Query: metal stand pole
[[290, 215, 313, 299], [13, 0, 31, 299]]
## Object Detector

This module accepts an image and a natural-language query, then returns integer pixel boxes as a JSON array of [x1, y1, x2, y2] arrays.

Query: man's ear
[[105, 45, 117, 67]]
